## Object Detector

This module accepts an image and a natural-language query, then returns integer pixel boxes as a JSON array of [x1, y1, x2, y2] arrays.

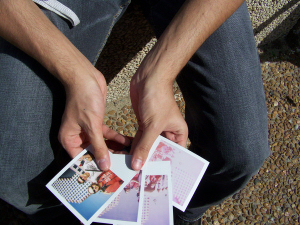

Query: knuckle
[[143, 121, 160, 134], [85, 123, 102, 137]]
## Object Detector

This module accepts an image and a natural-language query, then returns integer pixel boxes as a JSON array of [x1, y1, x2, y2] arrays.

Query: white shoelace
[[33, 0, 80, 26]]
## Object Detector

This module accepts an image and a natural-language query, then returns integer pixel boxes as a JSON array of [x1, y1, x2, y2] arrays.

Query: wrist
[[137, 42, 178, 88], [50, 45, 103, 92]]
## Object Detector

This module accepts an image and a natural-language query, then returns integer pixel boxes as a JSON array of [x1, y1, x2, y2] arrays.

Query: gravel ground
[[103, 41, 300, 225], [1, 1, 299, 225]]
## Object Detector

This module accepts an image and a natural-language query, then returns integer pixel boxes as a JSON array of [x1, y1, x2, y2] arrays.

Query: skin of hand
[[129, 0, 245, 170], [58, 68, 130, 171], [0, 0, 130, 171], [130, 57, 189, 170]]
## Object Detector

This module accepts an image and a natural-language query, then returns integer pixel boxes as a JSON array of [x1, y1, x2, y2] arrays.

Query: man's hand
[[58, 69, 130, 171], [129, 0, 245, 170], [0, 0, 131, 171], [130, 52, 188, 171]]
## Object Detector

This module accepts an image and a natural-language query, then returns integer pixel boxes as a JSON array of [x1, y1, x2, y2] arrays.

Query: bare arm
[[130, 0, 245, 170], [0, 0, 86, 82], [137, 0, 245, 86], [0, 0, 130, 170]]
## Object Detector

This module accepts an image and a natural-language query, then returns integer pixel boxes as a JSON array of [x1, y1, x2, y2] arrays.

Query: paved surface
[[1, 1, 299, 225]]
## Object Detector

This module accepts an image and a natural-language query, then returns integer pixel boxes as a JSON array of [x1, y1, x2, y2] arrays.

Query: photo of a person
[[88, 170, 124, 194], [72, 152, 104, 184], [77, 172, 90, 184], [76, 152, 99, 172], [50, 152, 124, 221], [79, 153, 93, 163]]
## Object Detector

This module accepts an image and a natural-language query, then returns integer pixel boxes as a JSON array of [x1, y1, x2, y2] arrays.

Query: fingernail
[[132, 158, 143, 170], [98, 158, 109, 171]]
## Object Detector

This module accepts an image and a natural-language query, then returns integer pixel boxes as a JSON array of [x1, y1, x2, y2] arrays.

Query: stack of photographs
[[47, 136, 209, 225]]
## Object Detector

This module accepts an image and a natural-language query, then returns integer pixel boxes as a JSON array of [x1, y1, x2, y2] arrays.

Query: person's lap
[[0, 0, 130, 223], [142, 0, 270, 221], [0, 0, 269, 223]]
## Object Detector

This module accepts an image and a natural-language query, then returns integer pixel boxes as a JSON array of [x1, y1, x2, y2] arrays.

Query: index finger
[[87, 125, 111, 171]]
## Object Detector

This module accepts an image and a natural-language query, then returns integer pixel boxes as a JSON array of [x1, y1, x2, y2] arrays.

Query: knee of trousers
[[185, 97, 270, 182], [198, 138, 270, 182]]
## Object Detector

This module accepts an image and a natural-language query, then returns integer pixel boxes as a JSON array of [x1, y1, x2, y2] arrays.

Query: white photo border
[[152, 136, 210, 211], [47, 147, 135, 225], [141, 161, 173, 225], [93, 137, 162, 224], [94, 170, 145, 225]]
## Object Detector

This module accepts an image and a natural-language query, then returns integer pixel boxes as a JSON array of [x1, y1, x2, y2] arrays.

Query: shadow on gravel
[[259, 17, 300, 67], [95, 0, 154, 84], [98, 0, 300, 82]]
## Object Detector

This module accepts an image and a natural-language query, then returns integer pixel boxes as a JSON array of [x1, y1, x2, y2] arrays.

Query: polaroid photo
[[46, 146, 138, 225], [148, 135, 209, 211], [93, 138, 164, 225], [140, 161, 173, 225], [95, 170, 144, 225]]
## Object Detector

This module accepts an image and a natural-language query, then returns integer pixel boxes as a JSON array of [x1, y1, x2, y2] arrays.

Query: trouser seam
[[92, 0, 131, 66]]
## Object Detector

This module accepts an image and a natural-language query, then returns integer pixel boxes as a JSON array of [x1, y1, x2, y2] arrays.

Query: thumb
[[88, 127, 110, 171], [130, 125, 160, 170]]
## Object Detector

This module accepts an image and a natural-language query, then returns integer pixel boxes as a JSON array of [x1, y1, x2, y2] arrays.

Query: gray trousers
[[0, 0, 270, 224]]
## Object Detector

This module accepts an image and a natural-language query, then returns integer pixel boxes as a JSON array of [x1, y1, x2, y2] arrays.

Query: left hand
[[129, 56, 188, 170]]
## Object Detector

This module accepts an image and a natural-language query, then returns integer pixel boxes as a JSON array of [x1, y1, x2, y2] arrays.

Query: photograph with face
[[47, 148, 138, 225], [50, 152, 123, 221]]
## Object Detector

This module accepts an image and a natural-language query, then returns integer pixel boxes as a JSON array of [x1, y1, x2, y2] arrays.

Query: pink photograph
[[141, 161, 173, 225], [149, 136, 209, 211], [141, 175, 170, 225]]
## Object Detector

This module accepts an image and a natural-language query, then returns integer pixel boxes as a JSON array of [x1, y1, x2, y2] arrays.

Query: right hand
[[58, 68, 130, 171], [0, 0, 132, 171]]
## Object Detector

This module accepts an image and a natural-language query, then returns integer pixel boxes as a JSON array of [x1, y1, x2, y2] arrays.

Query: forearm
[[143, 0, 245, 84], [1, 0, 130, 170], [0, 0, 96, 87]]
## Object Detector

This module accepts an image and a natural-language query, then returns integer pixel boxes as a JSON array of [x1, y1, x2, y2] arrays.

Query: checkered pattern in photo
[[52, 173, 92, 203], [98, 193, 120, 217], [172, 166, 194, 206], [141, 196, 150, 224]]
